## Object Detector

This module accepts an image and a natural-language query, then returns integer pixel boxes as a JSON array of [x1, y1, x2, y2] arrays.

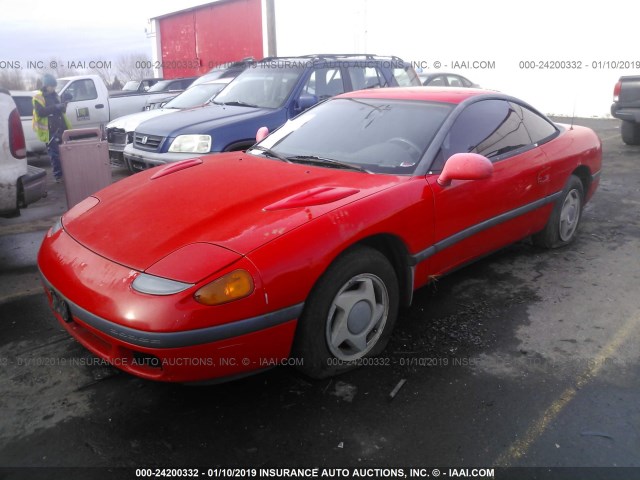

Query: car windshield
[[190, 71, 225, 87], [163, 83, 228, 109], [148, 80, 177, 92], [250, 97, 453, 174], [214, 65, 302, 109], [122, 81, 140, 91]]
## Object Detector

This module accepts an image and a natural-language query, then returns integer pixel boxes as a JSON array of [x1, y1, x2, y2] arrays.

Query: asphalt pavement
[[1, 120, 639, 480]]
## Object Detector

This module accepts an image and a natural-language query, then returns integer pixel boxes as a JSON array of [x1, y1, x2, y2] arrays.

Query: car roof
[[9, 90, 36, 96], [259, 53, 405, 63], [337, 86, 493, 104], [159, 77, 197, 82], [202, 77, 234, 85], [419, 72, 464, 78]]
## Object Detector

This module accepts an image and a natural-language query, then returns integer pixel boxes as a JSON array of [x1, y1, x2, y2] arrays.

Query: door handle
[[95, 104, 105, 109]]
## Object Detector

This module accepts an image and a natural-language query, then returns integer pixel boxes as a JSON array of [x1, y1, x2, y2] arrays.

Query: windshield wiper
[[250, 145, 292, 163], [218, 100, 259, 108], [286, 155, 369, 173]]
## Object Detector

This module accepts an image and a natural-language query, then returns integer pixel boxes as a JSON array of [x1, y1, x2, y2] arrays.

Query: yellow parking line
[[494, 312, 639, 466]]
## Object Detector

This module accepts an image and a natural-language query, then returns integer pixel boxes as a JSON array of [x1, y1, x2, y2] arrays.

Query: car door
[[62, 78, 109, 128], [425, 99, 552, 275]]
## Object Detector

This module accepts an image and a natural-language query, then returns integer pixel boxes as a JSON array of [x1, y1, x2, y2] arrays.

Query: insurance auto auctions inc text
[[216, 467, 495, 478]]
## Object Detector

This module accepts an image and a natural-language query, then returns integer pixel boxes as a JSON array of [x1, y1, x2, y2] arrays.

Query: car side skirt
[[409, 190, 563, 266]]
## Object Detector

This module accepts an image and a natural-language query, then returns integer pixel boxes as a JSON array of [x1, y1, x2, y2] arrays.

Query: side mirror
[[437, 153, 493, 187], [295, 94, 318, 113], [61, 92, 73, 102], [256, 126, 269, 143]]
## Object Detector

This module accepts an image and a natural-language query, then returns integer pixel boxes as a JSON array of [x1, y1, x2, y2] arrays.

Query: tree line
[[0, 53, 155, 91]]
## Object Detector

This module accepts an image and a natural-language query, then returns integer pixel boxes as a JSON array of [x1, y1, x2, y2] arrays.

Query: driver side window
[[65, 79, 98, 101], [431, 99, 533, 172]]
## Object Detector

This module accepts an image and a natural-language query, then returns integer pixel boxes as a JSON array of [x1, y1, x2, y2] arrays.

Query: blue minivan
[[123, 54, 420, 171]]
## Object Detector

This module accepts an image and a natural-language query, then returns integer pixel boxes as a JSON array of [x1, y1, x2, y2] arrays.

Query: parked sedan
[[419, 72, 478, 88], [38, 87, 601, 383]]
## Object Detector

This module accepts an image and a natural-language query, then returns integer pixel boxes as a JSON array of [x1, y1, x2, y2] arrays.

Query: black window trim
[[486, 143, 538, 163], [509, 100, 560, 148], [418, 93, 560, 176]]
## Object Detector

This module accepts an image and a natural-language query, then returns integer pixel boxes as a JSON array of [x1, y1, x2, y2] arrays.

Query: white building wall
[[272, 0, 640, 117]]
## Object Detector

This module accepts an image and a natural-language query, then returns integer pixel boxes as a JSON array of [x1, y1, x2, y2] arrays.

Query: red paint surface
[[37, 88, 603, 383]]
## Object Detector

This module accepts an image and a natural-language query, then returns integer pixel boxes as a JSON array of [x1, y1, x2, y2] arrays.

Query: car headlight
[[194, 269, 254, 306], [168, 135, 211, 153], [132, 273, 193, 295]]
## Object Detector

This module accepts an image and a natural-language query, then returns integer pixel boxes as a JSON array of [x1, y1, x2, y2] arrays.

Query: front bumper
[[107, 129, 132, 167], [38, 229, 300, 383], [123, 144, 202, 172]]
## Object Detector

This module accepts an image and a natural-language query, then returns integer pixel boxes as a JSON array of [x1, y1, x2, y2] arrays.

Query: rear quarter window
[[511, 102, 558, 144], [393, 66, 421, 86], [348, 66, 387, 90], [11, 96, 33, 117]]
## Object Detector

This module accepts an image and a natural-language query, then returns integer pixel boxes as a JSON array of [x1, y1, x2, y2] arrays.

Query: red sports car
[[38, 87, 602, 383]]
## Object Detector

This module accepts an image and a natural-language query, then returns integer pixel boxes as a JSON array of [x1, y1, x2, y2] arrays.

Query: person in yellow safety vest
[[33, 73, 72, 183]]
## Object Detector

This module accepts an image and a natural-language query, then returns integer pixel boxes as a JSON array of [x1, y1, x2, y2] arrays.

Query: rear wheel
[[293, 246, 399, 379], [533, 175, 584, 248], [621, 120, 640, 145]]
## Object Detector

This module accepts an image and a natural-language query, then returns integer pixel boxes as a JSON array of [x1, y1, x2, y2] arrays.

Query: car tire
[[532, 175, 584, 249], [621, 120, 640, 145], [292, 246, 399, 379]]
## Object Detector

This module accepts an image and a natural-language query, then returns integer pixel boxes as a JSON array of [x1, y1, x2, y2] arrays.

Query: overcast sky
[[0, 0, 210, 63], [3, 0, 640, 115]]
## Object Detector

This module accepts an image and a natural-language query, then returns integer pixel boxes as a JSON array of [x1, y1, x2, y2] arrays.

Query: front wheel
[[292, 246, 399, 379], [533, 175, 584, 248]]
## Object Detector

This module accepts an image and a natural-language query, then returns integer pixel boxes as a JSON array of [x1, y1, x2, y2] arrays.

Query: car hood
[[107, 109, 177, 132], [63, 153, 403, 274], [134, 104, 278, 137]]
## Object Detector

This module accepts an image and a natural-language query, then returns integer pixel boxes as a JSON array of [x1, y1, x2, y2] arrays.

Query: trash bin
[[59, 128, 111, 209]]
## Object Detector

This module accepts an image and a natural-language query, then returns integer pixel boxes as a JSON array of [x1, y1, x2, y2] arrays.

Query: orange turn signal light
[[194, 270, 254, 306]]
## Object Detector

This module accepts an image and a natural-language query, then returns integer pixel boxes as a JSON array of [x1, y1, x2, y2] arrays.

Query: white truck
[[53, 74, 190, 131], [9, 75, 191, 155], [0, 89, 46, 217], [52, 75, 140, 130]]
